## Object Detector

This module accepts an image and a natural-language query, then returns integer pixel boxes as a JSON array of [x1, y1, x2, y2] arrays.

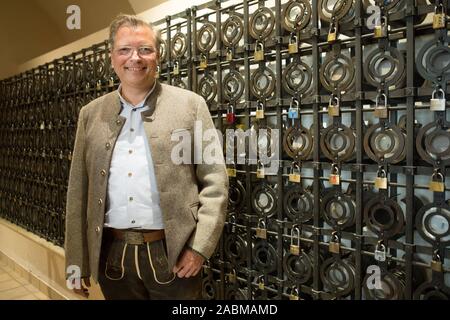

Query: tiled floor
[[0, 260, 50, 300]]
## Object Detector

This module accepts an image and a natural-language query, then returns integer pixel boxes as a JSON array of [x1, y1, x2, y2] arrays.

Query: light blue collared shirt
[[104, 83, 164, 229]]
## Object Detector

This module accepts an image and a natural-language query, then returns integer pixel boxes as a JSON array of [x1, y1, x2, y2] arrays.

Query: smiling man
[[64, 14, 228, 300]]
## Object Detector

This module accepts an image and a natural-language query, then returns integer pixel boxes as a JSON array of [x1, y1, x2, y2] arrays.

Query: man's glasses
[[113, 46, 155, 57]]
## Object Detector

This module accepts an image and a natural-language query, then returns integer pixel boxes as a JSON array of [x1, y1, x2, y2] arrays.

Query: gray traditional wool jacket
[[64, 81, 228, 282]]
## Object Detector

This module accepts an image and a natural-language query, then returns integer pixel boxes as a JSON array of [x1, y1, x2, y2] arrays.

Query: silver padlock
[[374, 241, 386, 262], [430, 88, 446, 111]]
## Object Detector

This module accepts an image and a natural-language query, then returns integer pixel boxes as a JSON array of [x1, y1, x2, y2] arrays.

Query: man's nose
[[129, 48, 141, 60]]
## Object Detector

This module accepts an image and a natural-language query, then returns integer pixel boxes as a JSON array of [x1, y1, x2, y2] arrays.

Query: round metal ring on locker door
[[159, 39, 167, 63], [320, 52, 355, 93], [84, 59, 95, 86], [321, 188, 356, 230], [221, 13, 244, 47], [202, 277, 220, 300], [283, 249, 314, 284], [416, 120, 450, 167], [320, 122, 356, 162], [224, 232, 248, 265], [223, 69, 245, 102], [364, 121, 406, 164], [251, 182, 278, 218], [252, 239, 278, 273], [249, 7, 275, 40], [413, 278, 450, 300], [171, 32, 187, 60], [282, 58, 313, 96], [250, 66, 276, 101], [415, 201, 450, 246], [198, 74, 217, 104], [363, 194, 405, 238], [283, 123, 314, 161], [228, 178, 246, 213], [416, 36, 450, 83], [318, 0, 355, 25], [363, 45, 406, 89], [283, 184, 314, 223], [95, 57, 106, 82], [225, 286, 250, 300], [197, 21, 216, 54], [320, 256, 356, 298], [281, 0, 311, 33], [362, 269, 406, 300]]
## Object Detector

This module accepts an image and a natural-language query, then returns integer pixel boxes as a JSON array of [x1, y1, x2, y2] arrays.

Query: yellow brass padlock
[[290, 226, 301, 256], [173, 61, 179, 75], [289, 173, 301, 183], [289, 162, 301, 183], [96, 80, 102, 91], [289, 287, 300, 300], [431, 251, 443, 272], [374, 17, 387, 39], [227, 270, 237, 283], [200, 54, 208, 70], [429, 170, 445, 192], [328, 232, 340, 254], [327, 22, 338, 43], [256, 219, 267, 239], [328, 96, 340, 117], [256, 161, 265, 179], [254, 41, 264, 61], [374, 168, 388, 189], [256, 102, 265, 119], [433, 13, 446, 29], [226, 48, 233, 61], [227, 168, 237, 177], [108, 77, 115, 88], [374, 93, 388, 118], [258, 276, 265, 290], [433, 4, 446, 29], [288, 34, 298, 54]]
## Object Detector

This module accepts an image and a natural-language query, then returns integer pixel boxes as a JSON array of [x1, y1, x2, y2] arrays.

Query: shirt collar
[[117, 81, 156, 110]]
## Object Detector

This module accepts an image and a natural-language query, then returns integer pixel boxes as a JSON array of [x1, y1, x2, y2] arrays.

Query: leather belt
[[109, 228, 165, 245]]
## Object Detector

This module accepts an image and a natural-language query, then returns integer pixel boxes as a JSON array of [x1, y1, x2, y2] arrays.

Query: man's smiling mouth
[[125, 66, 147, 71]]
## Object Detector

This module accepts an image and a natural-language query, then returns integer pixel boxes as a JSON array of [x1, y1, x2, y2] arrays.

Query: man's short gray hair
[[109, 14, 162, 54]]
